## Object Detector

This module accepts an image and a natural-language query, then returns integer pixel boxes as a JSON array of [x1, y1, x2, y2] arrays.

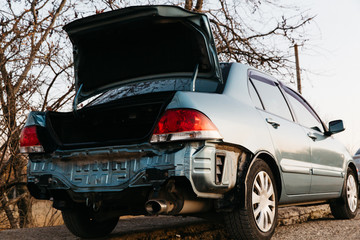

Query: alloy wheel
[[347, 174, 358, 212], [252, 171, 276, 232]]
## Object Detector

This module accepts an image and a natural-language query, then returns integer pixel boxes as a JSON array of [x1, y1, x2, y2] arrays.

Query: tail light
[[150, 109, 222, 143], [19, 126, 44, 153]]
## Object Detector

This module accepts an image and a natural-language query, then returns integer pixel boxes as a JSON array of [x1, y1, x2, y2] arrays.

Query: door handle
[[307, 132, 317, 141], [266, 118, 280, 129]]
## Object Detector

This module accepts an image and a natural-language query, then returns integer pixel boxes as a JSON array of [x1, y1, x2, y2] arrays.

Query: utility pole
[[294, 44, 302, 94]]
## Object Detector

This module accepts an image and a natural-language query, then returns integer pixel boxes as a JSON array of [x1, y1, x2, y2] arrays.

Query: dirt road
[[1, 206, 359, 239]]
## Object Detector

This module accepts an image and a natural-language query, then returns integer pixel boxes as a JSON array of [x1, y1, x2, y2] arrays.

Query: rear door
[[249, 71, 312, 195], [283, 88, 344, 194]]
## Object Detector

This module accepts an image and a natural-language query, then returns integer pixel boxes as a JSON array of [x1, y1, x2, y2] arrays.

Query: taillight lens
[[151, 109, 222, 143], [19, 126, 44, 153]]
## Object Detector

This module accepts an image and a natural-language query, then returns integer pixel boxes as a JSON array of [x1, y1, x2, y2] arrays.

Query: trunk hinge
[[192, 64, 199, 92], [72, 83, 83, 114]]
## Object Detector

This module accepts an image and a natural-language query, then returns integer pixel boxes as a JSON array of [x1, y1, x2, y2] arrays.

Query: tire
[[224, 158, 278, 240], [330, 168, 358, 219], [62, 208, 119, 238]]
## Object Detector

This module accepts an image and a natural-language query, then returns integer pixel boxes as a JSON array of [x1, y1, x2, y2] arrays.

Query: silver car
[[20, 5, 357, 240], [353, 149, 360, 181]]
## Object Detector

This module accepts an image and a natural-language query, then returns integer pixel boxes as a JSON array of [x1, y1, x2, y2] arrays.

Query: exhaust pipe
[[145, 199, 175, 215], [178, 199, 211, 214], [145, 199, 211, 215], [145, 179, 212, 216]]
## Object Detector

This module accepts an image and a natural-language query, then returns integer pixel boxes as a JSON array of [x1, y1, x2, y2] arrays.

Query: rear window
[[86, 63, 232, 106], [88, 77, 220, 106]]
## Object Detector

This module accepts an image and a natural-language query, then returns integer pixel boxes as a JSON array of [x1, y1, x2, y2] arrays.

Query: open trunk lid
[[63, 5, 222, 103]]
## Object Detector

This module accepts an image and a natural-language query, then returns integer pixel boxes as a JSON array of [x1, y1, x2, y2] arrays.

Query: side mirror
[[327, 120, 345, 135]]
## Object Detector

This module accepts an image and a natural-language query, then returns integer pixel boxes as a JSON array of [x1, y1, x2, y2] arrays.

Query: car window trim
[[249, 72, 295, 122], [248, 78, 265, 110], [282, 85, 327, 132], [249, 71, 277, 86]]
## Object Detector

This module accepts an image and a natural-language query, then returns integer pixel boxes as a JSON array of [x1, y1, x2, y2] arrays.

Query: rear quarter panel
[[166, 63, 275, 157]]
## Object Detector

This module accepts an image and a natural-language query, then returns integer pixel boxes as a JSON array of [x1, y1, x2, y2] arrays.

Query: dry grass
[[31, 200, 63, 227], [0, 199, 63, 230]]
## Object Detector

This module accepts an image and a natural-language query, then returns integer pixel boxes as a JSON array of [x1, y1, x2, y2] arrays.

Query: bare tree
[[0, 0, 74, 228]]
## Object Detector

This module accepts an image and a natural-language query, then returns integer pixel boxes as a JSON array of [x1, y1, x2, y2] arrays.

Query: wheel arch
[[222, 150, 280, 239], [217, 148, 283, 210], [251, 151, 282, 200], [348, 162, 357, 180], [347, 161, 358, 196], [329, 160, 359, 219]]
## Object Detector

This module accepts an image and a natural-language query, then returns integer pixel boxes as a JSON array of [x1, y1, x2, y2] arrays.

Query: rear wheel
[[330, 168, 358, 219], [62, 208, 119, 238], [224, 158, 278, 240]]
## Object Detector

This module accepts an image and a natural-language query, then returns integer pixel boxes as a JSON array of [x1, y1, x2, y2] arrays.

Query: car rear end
[[22, 84, 244, 213]]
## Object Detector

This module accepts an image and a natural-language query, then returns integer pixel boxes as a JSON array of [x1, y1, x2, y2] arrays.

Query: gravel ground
[[0, 205, 359, 240], [273, 214, 360, 240]]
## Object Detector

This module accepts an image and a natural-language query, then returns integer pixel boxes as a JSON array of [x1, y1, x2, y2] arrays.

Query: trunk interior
[[45, 91, 175, 150]]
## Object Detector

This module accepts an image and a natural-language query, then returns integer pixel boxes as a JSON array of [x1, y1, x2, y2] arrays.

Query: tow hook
[[85, 197, 102, 212], [92, 201, 102, 212]]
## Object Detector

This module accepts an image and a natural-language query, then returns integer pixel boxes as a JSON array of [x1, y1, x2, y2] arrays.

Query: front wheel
[[224, 158, 278, 240], [330, 168, 358, 219], [62, 208, 119, 238]]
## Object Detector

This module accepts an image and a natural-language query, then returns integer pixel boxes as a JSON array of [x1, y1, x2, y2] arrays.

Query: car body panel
[[165, 68, 275, 157], [25, 111, 46, 127], [308, 130, 347, 193], [259, 110, 312, 195]]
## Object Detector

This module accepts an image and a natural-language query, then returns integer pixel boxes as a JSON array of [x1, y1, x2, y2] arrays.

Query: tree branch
[[14, 0, 68, 93]]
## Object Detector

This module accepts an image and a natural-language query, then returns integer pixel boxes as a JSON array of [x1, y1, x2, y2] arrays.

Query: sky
[[293, 0, 360, 154]]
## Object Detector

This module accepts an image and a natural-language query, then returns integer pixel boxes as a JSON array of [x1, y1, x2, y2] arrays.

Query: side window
[[251, 78, 293, 121], [284, 89, 324, 132], [248, 80, 263, 109]]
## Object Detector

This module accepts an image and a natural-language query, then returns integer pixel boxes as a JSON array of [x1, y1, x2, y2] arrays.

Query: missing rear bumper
[[27, 142, 243, 200]]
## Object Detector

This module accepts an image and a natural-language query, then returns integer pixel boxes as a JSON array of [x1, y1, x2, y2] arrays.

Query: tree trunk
[[1, 192, 19, 229], [184, 0, 193, 10], [16, 186, 33, 227], [13, 155, 33, 227], [195, 0, 203, 12]]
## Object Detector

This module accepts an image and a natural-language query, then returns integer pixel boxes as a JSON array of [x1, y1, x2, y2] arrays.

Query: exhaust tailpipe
[[145, 199, 175, 215], [145, 199, 211, 215], [145, 179, 212, 216]]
